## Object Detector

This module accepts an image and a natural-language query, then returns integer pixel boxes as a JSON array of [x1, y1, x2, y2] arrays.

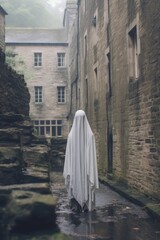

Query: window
[[128, 25, 139, 80], [34, 52, 42, 66], [57, 86, 66, 103], [85, 79, 88, 108], [94, 67, 98, 98], [32, 120, 62, 137], [107, 52, 112, 97], [57, 53, 65, 67], [34, 86, 43, 103], [84, 34, 87, 59], [92, 16, 97, 27]]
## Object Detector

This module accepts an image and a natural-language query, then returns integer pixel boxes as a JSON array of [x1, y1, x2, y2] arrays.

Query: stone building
[[5, 1, 78, 139], [4, 0, 160, 200], [6, 28, 69, 138], [65, 1, 78, 122], [68, 0, 110, 177], [0, 5, 7, 53], [68, 0, 160, 200], [109, 0, 160, 200]]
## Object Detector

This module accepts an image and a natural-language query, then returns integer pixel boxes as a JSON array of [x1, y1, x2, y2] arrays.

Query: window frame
[[33, 120, 62, 137], [34, 52, 42, 67], [34, 86, 43, 104], [57, 86, 66, 104], [128, 26, 139, 80], [127, 15, 140, 81], [57, 52, 66, 68]]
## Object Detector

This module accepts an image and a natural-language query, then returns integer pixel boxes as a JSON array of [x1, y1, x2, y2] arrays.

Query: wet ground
[[7, 170, 160, 240], [50, 171, 160, 240]]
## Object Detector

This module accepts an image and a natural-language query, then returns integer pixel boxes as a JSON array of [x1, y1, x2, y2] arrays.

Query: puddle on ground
[[51, 172, 160, 240], [55, 196, 160, 239], [2, 171, 160, 240]]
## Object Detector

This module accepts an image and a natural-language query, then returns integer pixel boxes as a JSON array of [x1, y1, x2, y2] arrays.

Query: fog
[[0, 0, 66, 28]]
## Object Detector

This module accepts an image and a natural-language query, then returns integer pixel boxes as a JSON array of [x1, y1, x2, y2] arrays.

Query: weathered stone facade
[[6, 28, 69, 138], [5, 1, 78, 139], [67, 11, 78, 123], [2, 0, 160, 201], [69, 0, 110, 177], [68, 0, 160, 200], [109, 0, 160, 199]]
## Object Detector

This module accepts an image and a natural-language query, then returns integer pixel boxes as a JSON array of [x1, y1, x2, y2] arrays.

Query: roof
[[0, 6, 7, 15], [5, 28, 68, 45]]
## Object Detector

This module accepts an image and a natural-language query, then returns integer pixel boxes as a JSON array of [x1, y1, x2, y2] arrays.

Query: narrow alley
[[50, 170, 160, 240], [0, 0, 160, 239]]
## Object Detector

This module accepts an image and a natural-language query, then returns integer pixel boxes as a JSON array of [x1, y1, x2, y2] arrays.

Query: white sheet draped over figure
[[63, 110, 99, 211]]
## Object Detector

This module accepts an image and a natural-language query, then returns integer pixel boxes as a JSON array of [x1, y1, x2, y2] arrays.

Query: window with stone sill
[[34, 86, 43, 103], [128, 25, 140, 80], [57, 86, 66, 103], [34, 52, 42, 67], [57, 53, 66, 67]]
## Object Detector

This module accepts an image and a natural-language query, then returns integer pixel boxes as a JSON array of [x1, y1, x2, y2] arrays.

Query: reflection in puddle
[[6, 171, 160, 240], [52, 176, 160, 240]]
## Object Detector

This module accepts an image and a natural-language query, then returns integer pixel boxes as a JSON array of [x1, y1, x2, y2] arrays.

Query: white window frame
[[34, 86, 43, 103], [33, 120, 62, 137], [57, 86, 66, 103], [57, 53, 65, 67], [34, 52, 42, 67]]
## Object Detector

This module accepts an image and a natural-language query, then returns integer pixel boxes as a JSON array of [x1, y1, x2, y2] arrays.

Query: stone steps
[[0, 144, 23, 186], [49, 138, 67, 171]]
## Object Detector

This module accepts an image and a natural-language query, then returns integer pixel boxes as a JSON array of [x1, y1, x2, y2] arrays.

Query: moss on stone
[[7, 190, 57, 232]]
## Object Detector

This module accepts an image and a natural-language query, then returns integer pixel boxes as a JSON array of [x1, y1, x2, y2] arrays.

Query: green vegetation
[[6, 47, 32, 80], [0, 0, 65, 28]]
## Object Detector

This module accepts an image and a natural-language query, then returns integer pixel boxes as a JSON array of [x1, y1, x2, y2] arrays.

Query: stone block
[[6, 190, 57, 232], [0, 147, 22, 164], [0, 163, 22, 185], [0, 129, 22, 144]]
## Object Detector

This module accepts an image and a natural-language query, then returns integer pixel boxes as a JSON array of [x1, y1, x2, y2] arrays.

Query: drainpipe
[[106, 0, 113, 176], [76, 0, 80, 104]]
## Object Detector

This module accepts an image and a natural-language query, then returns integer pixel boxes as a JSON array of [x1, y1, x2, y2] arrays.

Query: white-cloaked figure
[[63, 110, 99, 211]]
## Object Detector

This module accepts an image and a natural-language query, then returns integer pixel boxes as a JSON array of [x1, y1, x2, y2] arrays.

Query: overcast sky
[[0, 0, 67, 28], [46, 0, 67, 26], [48, 0, 66, 14]]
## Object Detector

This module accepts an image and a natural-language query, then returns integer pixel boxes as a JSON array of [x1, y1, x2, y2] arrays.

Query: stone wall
[[68, 13, 78, 123], [68, 0, 160, 200], [109, 0, 160, 199], [69, 0, 109, 176], [49, 138, 67, 172]]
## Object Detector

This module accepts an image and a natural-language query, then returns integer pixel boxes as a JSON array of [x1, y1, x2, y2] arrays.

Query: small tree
[[5, 47, 31, 80]]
